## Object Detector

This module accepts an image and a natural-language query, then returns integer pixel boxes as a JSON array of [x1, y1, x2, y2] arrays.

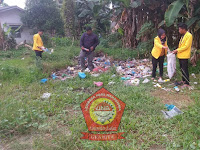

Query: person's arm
[[177, 35, 193, 52], [80, 34, 84, 49], [93, 35, 100, 49], [154, 38, 167, 49], [165, 41, 168, 56]]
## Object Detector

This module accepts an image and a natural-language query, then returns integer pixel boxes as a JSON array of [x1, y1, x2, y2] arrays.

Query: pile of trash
[[50, 56, 152, 85]]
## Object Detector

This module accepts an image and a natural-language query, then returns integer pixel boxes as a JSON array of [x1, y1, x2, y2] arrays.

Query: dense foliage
[[21, 0, 64, 36]]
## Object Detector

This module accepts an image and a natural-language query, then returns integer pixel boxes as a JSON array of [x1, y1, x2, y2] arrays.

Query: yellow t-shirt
[[177, 31, 193, 59], [32, 33, 44, 51]]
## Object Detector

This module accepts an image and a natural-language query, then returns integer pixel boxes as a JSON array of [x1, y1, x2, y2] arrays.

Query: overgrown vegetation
[[0, 46, 199, 149]]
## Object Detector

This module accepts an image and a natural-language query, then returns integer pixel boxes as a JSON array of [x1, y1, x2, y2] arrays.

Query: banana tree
[[75, 0, 111, 34]]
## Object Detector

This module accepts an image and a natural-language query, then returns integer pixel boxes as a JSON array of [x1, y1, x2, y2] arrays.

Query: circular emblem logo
[[89, 98, 117, 125]]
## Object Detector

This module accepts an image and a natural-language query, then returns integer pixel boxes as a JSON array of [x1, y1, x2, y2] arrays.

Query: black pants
[[35, 50, 43, 58], [152, 55, 165, 78], [179, 59, 189, 85]]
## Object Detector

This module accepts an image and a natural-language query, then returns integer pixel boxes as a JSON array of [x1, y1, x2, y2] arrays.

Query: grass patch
[[0, 46, 200, 150]]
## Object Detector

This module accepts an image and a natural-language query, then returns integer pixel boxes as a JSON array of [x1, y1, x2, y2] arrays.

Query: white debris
[[41, 93, 51, 99], [142, 78, 150, 84]]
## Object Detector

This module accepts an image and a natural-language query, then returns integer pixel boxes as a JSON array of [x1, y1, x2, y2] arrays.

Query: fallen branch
[[15, 40, 33, 50]]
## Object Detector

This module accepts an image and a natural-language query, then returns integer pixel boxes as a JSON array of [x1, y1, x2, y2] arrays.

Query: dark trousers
[[152, 55, 165, 78], [179, 59, 189, 85], [79, 50, 94, 71], [35, 50, 43, 58]]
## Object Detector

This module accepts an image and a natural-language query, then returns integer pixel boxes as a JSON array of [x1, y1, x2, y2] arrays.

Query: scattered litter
[[111, 74, 116, 78], [131, 79, 140, 86], [108, 81, 115, 85], [78, 72, 86, 79], [85, 68, 90, 72], [194, 82, 198, 85], [91, 74, 100, 77], [121, 77, 130, 80], [0, 83, 2, 86], [51, 73, 58, 80], [40, 78, 48, 83], [158, 78, 164, 83], [21, 58, 25, 60], [41, 93, 51, 99], [161, 106, 183, 119], [174, 86, 180, 92], [94, 82, 103, 87], [165, 104, 175, 111], [154, 83, 162, 88], [164, 79, 170, 82], [191, 73, 196, 78], [142, 78, 150, 84]]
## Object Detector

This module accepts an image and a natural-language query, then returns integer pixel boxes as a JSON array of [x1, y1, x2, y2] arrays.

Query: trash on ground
[[161, 106, 183, 119], [78, 72, 86, 79], [91, 74, 100, 77], [174, 86, 180, 92], [154, 83, 162, 88], [194, 82, 198, 85], [111, 74, 116, 78], [21, 58, 25, 60], [191, 73, 196, 78], [40, 78, 48, 83], [164, 79, 170, 82], [142, 78, 150, 84], [41, 93, 51, 99], [167, 53, 176, 79], [121, 77, 130, 80], [165, 104, 175, 111], [94, 82, 103, 87], [131, 79, 140, 86], [51, 73, 58, 80], [108, 81, 115, 85]]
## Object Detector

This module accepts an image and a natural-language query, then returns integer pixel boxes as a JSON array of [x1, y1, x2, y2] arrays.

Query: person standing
[[79, 27, 99, 72], [173, 23, 193, 88], [151, 29, 168, 82], [33, 29, 44, 58], [33, 29, 45, 69]]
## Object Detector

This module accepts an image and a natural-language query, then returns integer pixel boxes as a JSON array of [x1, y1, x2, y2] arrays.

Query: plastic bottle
[[164, 79, 170, 82]]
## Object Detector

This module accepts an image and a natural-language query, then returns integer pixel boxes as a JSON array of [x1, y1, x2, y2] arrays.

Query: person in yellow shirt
[[33, 29, 44, 58], [173, 23, 193, 87], [151, 29, 168, 82]]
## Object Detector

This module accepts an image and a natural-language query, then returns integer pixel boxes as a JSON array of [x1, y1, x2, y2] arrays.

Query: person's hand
[[82, 46, 89, 52], [90, 46, 94, 51], [163, 46, 168, 49], [173, 50, 178, 54]]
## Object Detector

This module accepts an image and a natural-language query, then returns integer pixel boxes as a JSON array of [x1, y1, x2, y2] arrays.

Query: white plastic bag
[[167, 52, 176, 79]]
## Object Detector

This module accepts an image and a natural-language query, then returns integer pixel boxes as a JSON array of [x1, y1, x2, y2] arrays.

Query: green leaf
[[118, 27, 124, 35], [186, 17, 200, 28], [164, 0, 184, 27], [78, 9, 91, 18]]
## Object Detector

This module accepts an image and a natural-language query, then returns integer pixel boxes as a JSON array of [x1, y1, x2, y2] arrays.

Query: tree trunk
[[0, 23, 4, 50], [62, 0, 75, 37]]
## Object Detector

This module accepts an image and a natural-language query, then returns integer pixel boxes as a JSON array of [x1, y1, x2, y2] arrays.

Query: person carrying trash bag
[[33, 29, 45, 70], [172, 23, 193, 88], [79, 27, 99, 72], [151, 29, 168, 82]]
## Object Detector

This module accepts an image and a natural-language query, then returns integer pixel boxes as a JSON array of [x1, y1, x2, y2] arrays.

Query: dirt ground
[[151, 89, 194, 109]]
